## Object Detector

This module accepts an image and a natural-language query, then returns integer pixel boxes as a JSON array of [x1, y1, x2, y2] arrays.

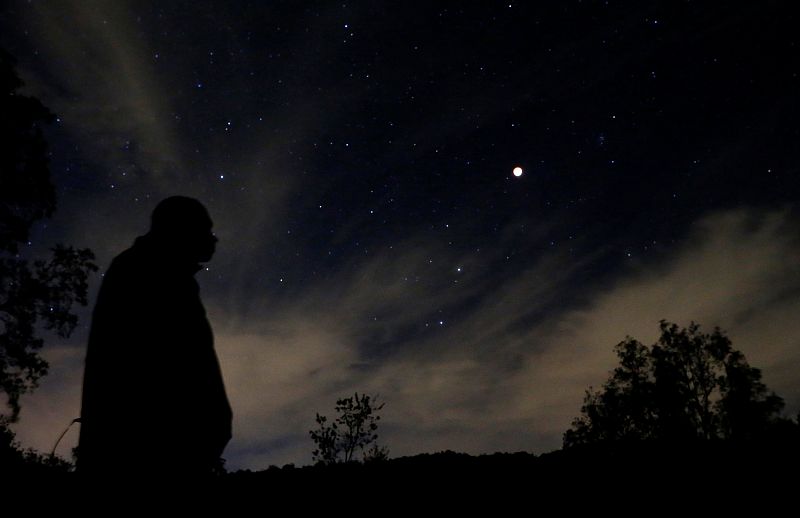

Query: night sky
[[2, 1, 799, 470]]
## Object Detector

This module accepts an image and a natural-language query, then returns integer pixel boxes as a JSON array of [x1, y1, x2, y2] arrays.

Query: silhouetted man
[[78, 196, 232, 477]]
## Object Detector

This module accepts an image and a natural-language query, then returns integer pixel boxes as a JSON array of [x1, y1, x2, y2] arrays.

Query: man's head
[[150, 196, 217, 263]]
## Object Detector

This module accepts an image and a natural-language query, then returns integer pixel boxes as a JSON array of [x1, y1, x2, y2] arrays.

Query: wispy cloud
[[23, 2, 184, 176], [16, 0, 309, 290], [213, 205, 800, 468]]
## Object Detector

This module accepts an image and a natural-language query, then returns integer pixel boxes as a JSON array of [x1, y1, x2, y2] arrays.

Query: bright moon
[[513, 166, 523, 177]]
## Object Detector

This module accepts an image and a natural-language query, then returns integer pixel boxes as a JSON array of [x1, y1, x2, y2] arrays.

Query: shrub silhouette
[[309, 392, 387, 464]]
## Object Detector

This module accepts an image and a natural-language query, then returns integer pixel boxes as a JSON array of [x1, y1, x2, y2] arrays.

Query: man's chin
[[198, 250, 215, 263]]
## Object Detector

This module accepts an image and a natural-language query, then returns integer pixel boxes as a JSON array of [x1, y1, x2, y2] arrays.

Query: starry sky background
[[2, 0, 799, 470]]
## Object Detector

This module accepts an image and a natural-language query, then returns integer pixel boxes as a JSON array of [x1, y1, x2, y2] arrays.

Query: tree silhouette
[[0, 49, 97, 420], [309, 392, 387, 464], [564, 320, 786, 447]]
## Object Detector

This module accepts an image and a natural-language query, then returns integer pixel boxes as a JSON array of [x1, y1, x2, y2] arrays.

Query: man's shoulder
[[104, 237, 156, 279], [104, 237, 197, 293]]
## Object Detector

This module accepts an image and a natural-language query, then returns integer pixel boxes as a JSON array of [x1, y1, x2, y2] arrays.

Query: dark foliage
[[0, 50, 97, 420], [0, 416, 72, 477], [564, 320, 787, 447], [0, 49, 55, 254]]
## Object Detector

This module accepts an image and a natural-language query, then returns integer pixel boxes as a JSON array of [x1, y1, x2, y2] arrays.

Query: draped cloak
[[77, 234, 232, 475]]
